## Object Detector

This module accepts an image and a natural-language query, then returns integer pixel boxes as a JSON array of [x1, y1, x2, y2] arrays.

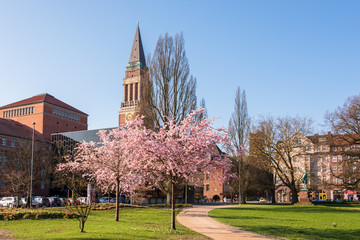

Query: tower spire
[[127, 22, 146, 70]]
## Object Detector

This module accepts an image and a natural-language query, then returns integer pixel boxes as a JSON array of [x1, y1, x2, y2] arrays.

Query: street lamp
[[29, 122, 35, 207]]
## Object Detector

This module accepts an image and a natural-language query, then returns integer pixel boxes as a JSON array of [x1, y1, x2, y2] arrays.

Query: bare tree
[[147, 32, 197, 127], [251, 116, 313, 203], [195, 98, 207, 122], [228, 87, 250, 203], [325, 94, 360, 188]]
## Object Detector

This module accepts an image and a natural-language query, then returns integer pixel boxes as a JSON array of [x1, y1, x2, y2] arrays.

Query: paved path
[[177, 205, 274, 240]]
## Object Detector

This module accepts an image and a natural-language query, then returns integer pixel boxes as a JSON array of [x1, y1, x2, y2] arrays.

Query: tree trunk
[[271, 187, 276, 203], [184, 183, 188, 204], [291, 182, 298, 204], [171, 182, 176, 230], [115, 179, 119, 221], [167, 193, 171, 205], [108, 192, 110, 203], [238, 159, 241, 205], [241, 193, 246, 204], [79, 217, 85, 232]]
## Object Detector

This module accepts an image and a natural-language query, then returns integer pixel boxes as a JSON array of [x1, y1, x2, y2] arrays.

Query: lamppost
[[29, 122, 35, 206]]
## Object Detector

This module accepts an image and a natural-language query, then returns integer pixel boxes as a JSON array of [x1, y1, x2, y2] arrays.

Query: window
[[0, 181, 5, 187], [0, 155, 8, 162], [10, 140, 15, 147], [41, 169, 45, 178], [41, 182, 45, 190], [338, 156, 342, 162], [206, 174, 209, 180], [332, 156, 337, 162], [2, 138, 6, 146], [338, 166, 343, 173], [205, 184, 210, 191], [322, 176, 327, 183], [14, 158, 19, 166], [319, 137, 326, 142], [332, 166, 337, 173]]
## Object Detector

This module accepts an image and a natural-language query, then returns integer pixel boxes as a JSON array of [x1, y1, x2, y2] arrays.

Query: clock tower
[[119, 23, 147, 126]]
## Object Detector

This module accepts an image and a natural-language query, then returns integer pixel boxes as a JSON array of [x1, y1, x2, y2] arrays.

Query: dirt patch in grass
[[0, 230, 14, 239]]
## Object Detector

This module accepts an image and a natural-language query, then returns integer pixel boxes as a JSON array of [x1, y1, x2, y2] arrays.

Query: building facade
[[275, 132, 360, 203], [0, 93, 88, 140], [0, 94, 88, 197]]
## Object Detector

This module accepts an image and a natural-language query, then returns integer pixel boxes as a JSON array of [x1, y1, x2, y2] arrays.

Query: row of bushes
[[0, 211, 79, 221]]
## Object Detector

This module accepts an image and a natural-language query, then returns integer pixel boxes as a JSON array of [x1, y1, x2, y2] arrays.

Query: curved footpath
[[177, 205, 274, 240]]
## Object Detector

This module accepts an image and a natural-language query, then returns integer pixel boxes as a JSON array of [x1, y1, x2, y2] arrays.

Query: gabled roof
[[128, 23, 146, 67], [0, 93, 87, 116], [0, 118, 47, 141]]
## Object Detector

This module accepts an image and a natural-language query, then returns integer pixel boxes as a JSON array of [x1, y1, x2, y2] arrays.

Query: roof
[[0, 93, 88, 116], [52, 127, 117, 143], [0, 118, 47, 142], [128, 23, 146, 67], [306, 133, 360, 146]]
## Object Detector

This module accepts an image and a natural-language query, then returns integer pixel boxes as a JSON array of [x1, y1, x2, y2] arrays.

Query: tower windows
[[135, 83, 138, 100], [130, 84, 133, 101], [125, 84, 128, 102]]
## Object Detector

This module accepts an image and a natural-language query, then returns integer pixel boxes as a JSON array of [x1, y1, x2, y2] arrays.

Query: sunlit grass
[[209, 204, 360, 240], [0, 208, 208, 239]]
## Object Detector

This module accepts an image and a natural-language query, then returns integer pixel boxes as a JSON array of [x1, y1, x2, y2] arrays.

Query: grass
[[0, 208, 208, 239], [208, 204, 360, 240]]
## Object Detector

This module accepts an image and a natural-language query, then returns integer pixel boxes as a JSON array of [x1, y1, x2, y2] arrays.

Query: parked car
[[48, 197, 62, 207], [259, 197, 267, 203], [77, 197, 87, 204], [58, 197, 66, 206], [0, 197, 18, 207], [32, 196, 50, 207], [99, 197, 110, 203]]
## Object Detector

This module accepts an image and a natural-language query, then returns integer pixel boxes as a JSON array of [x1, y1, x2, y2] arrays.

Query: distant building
[[275, 132, 360, 203]]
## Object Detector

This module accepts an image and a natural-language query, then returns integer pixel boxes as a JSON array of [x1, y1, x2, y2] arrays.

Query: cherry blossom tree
[[137, 108, 232, 230], [57, 119, 147, 222]]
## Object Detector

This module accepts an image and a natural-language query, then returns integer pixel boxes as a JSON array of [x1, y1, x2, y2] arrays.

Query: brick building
[[0, 93, 88, 140], [275, 132, 360, 203], [119, 23, 148, 125], [0, 94, 88, 197]]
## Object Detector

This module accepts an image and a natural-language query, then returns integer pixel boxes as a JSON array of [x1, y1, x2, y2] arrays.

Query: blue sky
[[0, 1, 359, 133]]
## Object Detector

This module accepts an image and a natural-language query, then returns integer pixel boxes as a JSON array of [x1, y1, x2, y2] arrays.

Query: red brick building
[[0, 93, 88, 140], [0, 94, 88, 197]]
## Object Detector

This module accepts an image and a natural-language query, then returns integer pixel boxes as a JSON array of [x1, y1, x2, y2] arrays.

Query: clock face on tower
[[125, 113, 134, 122]]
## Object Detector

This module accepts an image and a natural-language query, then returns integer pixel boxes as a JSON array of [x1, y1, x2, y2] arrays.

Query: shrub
[[0, 211, 79, 221]]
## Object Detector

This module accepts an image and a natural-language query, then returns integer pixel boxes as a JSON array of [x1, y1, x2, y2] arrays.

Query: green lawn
[[0, 208, 208, 240], [208, 204, 360, 240]]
